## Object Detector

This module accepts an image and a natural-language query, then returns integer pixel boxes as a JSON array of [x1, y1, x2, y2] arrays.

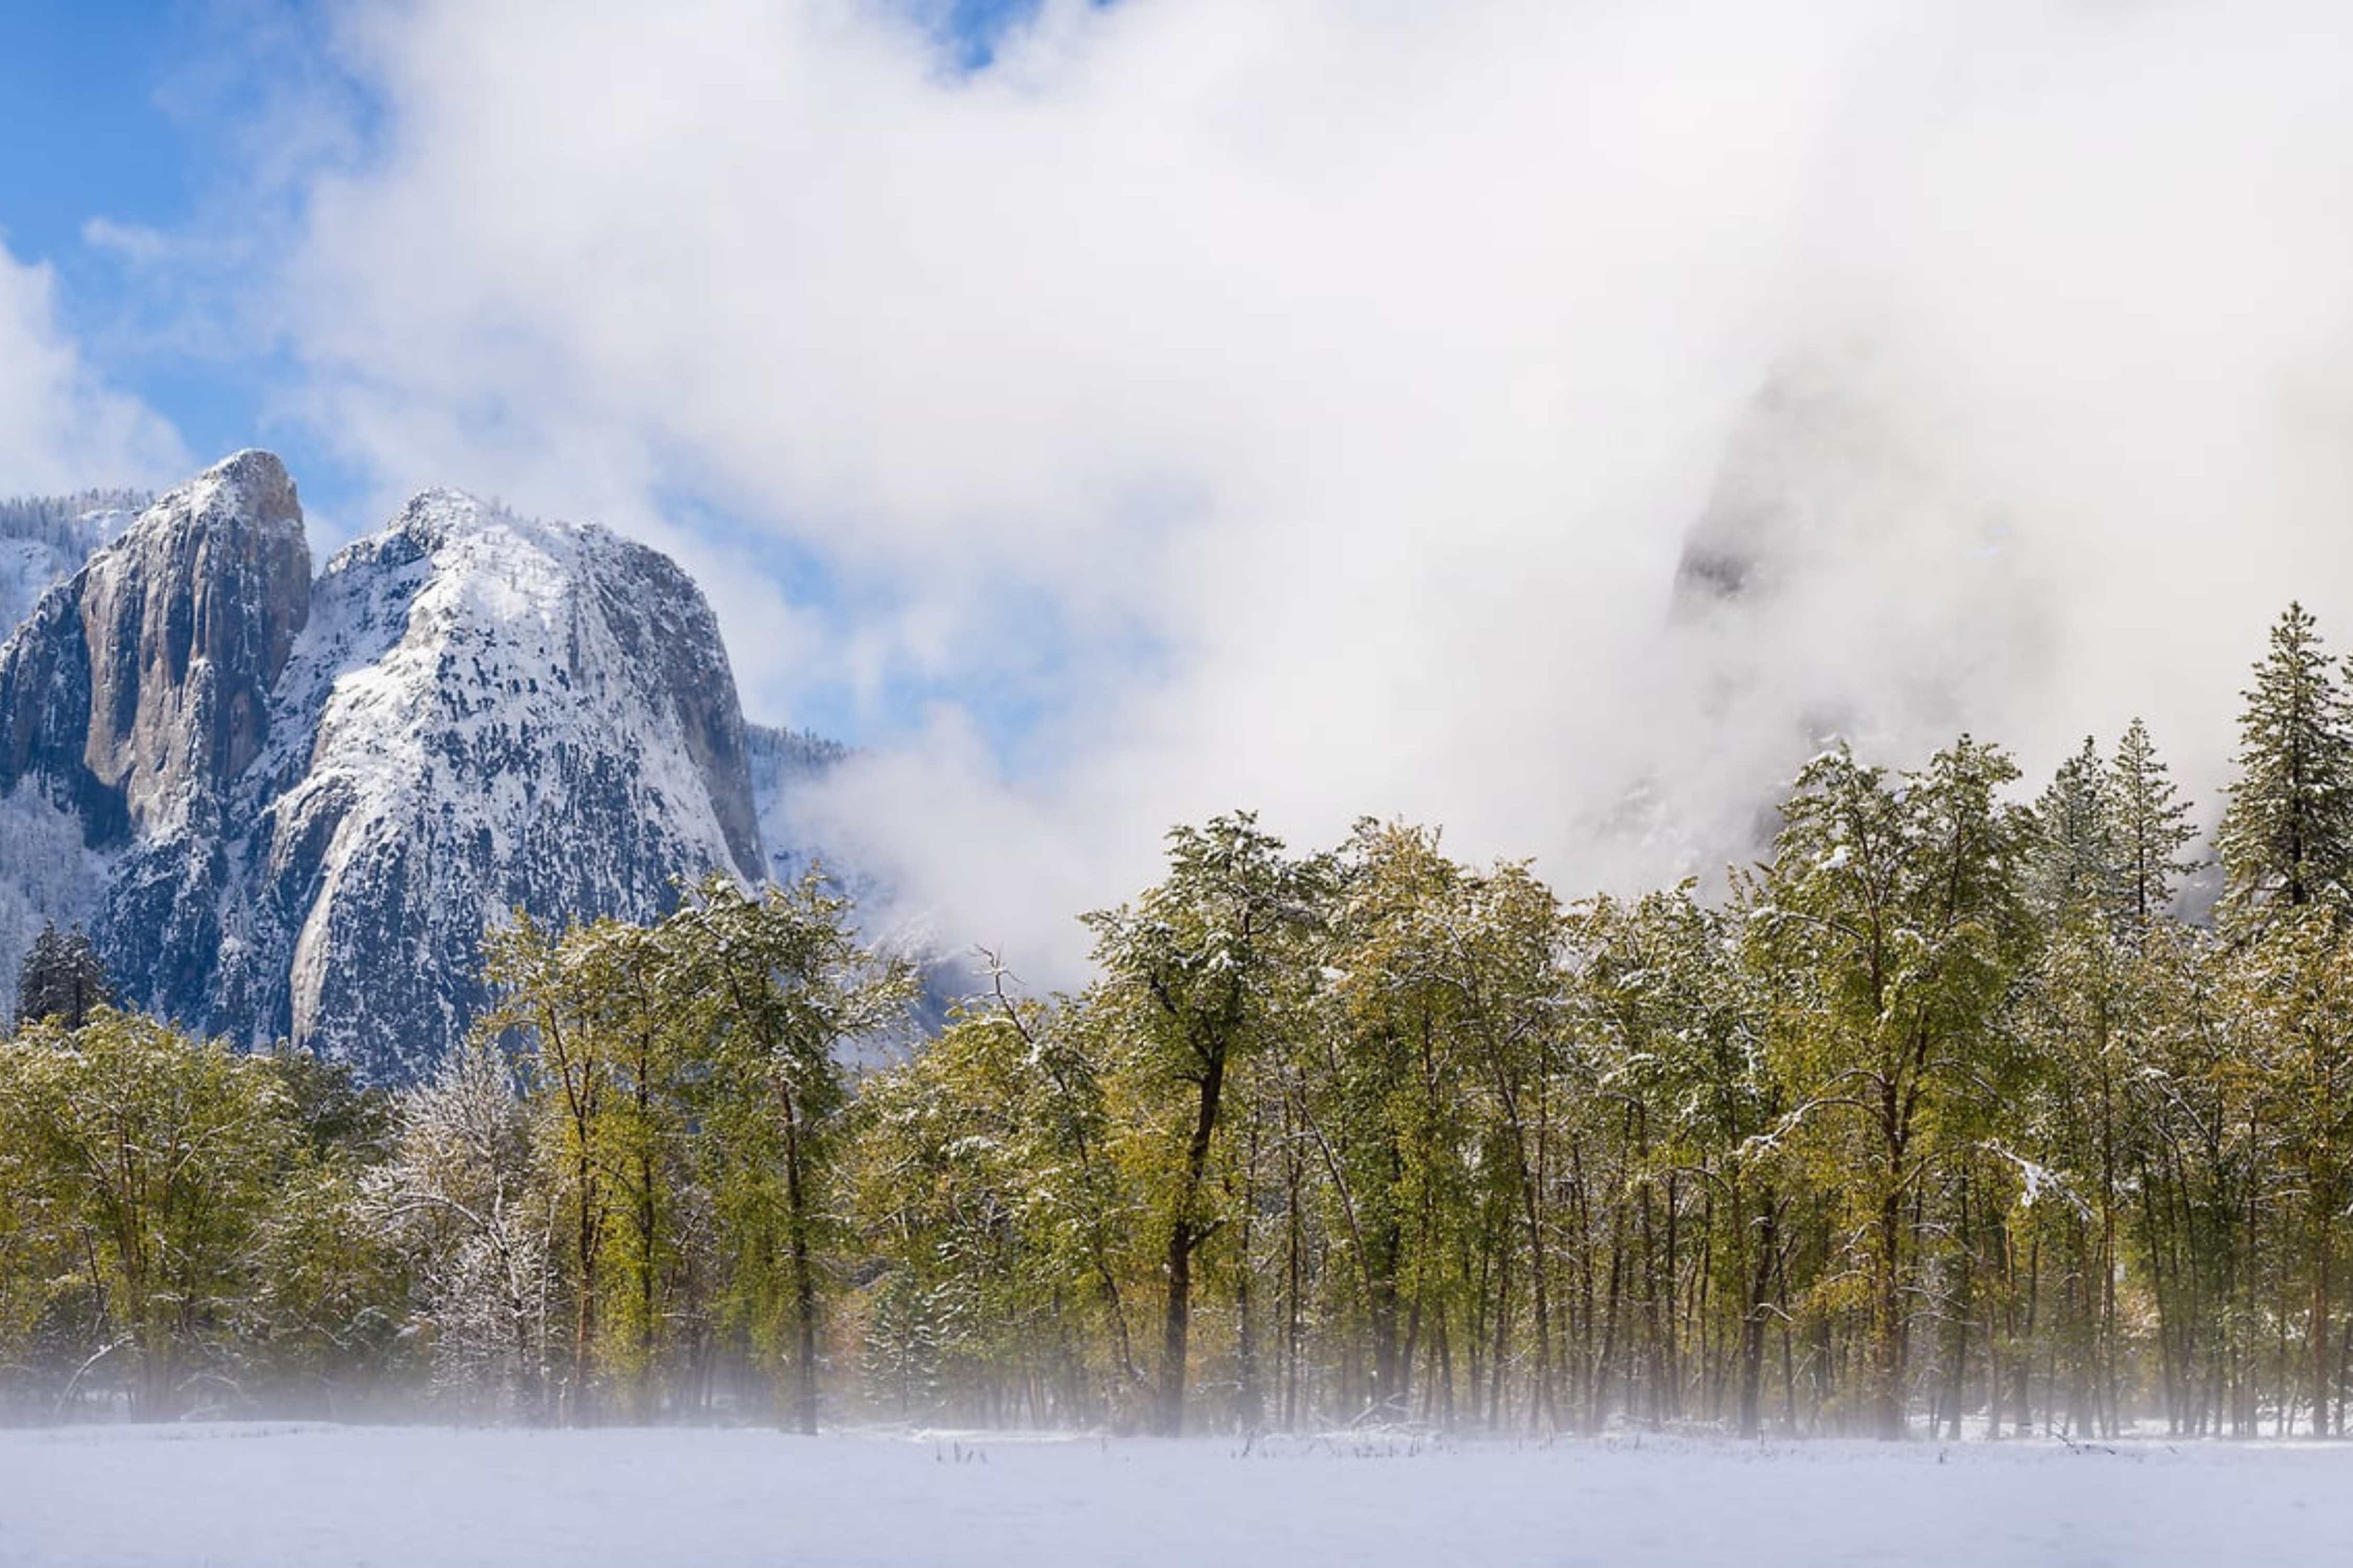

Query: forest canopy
[[8, 604, 2353, 1442]]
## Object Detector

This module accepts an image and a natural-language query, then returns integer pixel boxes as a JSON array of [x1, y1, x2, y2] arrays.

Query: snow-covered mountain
[[745, 721, 848, 884], [0, 491, 156, 973], [0, 452, 820, 1081], [0, 490, 147, 635]]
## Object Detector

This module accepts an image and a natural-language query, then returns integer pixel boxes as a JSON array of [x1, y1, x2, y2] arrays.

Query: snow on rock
[[0, 784, 109, 994], [0, 489, 145, 636], [0, 454, 310, 1020], [225, 488, 767, 1079], [0, 499, 134, 986], [0, 452, 306, 845], [745, 721, 848, 884], [0, 538, 70, 637], [0, 454, 790, 1081]]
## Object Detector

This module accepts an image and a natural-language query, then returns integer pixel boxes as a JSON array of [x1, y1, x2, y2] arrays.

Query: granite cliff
[[0, 452, 802, 1081]]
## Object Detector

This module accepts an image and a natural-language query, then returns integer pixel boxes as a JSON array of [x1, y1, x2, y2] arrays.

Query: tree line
[[6, 604, 2353, 1439]]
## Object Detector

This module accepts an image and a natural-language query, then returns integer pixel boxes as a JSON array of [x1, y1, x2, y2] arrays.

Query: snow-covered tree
[[1083, 814, 1322, 1436], [2033, 736, 2118, 919], [667, 871, 918, 1433], [15, 920, 111, 1031], [1744, 738, 2038, 1439], [365, 1037, 554, 1418], [2109, 717, 2200, 941], [2218, 603, 2353, 929]]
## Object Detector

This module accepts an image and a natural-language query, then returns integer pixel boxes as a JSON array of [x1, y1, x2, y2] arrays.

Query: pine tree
[[2033, 736, 2117, 919], [2218, 604, 2353, 929], [2109, 718, 2200, 941], [15, 921, 112, 1031], [14, 924, 63, 1029]]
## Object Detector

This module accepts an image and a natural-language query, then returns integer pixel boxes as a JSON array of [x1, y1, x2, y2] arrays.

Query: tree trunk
[[1874, 1182, 1907, 1439], [782, 1088, 818, 1435], [1738, 1192, 1777, 1439], [1158, 1040, 1228, 1436], [2311, 1203, 2333, 1438], [1236, 1118, 1262, 1434]]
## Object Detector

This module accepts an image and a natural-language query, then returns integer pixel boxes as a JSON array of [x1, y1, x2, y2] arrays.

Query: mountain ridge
[[0, 452, 833, 1081]]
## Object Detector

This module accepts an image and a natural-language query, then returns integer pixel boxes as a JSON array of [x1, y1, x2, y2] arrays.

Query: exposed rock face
[[223, 489, 768, 1079], [0, 453, 308, 846], [86, 453, 309, 838], [0, 454, 782, 1082], [1671, 360, 1908, 618]]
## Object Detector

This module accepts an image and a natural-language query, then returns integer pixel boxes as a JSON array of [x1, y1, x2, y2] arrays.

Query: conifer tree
[[2109, 718, 2200, 941], [2033, 736, 2117, 919], [15, 921, 112, 1031], [14, 924, 62, 1030], [2217, 604, 2353, 929]]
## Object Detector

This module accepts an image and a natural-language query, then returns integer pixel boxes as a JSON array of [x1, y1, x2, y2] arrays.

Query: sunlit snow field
[[5, 1425, 2351, 1566]]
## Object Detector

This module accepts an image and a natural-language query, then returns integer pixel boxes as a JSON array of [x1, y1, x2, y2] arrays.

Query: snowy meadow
[[3, 1425, 2350, 1567]]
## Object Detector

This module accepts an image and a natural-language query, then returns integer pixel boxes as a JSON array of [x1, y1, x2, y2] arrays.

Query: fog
[[103, 0, 2353, 974], [11, 1425, 2352, 1566]]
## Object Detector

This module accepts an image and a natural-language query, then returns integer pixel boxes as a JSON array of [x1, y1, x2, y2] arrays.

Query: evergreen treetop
[[2033, 735, 2117, 921], [15, 921, 113, 1032], [2217, 602, 2353, 929], [2109, 717, 2199, 940]]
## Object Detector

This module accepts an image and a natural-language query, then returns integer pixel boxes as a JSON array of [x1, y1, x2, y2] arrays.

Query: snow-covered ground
[[3, 1425, 2349, 1566]]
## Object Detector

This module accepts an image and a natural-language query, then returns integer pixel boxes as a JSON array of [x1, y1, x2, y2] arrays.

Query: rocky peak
[[0, 450, 311, 844], [227, 484, 768, 1076], [0, 451, 806, 1081]]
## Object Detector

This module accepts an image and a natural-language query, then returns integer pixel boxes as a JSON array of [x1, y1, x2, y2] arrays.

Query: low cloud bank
[[182, 1, 2353, 973]]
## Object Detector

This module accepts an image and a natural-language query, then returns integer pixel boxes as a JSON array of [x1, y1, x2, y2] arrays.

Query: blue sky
[[1, 4, 212, 259], [0, 0, 1062, 749], [2, 3, 256, 458], [0, 0, 1046, 527]]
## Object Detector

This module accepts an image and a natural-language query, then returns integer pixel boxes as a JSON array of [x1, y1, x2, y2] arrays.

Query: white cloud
[[0, 240, 185, 496], [242, 0, 2353, 975]]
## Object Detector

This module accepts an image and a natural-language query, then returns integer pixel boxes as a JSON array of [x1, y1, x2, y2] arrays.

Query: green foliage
[[669, 872, 919, 1430], [2111, 718, 2200, 940], [0, 1011, 293, 1416], [851, 985, 1145, 1425], [20, 601, 2353, 1443], [2218, 603, 2353, 928], [1740, 738, 2039, 1436]]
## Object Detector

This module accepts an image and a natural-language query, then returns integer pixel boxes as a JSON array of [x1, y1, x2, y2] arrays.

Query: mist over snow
[[48, 0, 2353, 979], [6, 1426, 2353, 1567]]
